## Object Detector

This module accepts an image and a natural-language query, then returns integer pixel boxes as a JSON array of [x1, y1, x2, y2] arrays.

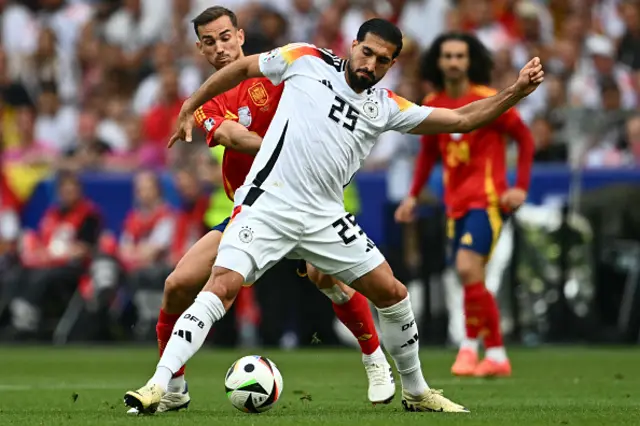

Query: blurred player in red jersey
[[395, 33, 534, 377], [140, 7, 394, 414]]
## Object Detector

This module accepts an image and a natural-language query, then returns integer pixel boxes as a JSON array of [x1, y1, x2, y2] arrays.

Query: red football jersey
[[193, 77, 284, 200], [409, 85, 534, 219]]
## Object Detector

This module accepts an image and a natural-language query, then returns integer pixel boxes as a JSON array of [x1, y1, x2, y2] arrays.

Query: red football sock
[[235, 286, 261, 326], [463, 282, 486, 341], [157, 309, 185, 378], [332, 292, 380, 355], [482, 289, 504, 348]]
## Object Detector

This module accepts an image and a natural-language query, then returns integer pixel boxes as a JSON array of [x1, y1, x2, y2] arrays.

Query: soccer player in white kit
[[125, 18, 544, 414]]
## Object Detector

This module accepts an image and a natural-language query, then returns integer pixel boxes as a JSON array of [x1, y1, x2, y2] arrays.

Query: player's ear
[[196, 40, 204, 55], [351, 39, 359, 50], [237, 29, 245, 47]]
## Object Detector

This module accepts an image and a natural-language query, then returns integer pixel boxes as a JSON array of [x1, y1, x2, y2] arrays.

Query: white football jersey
[[238, 43, 433, 215]]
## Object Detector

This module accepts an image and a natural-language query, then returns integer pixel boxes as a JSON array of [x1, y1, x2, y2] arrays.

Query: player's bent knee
[[203, 267, 245, 311], [162, 271, 200, 313], [352, 262, 407, 308], [307, 264, 334, 289], [456, 249, 485, 284]]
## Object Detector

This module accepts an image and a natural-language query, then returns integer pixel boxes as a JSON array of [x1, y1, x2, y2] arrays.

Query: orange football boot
[[451, 348, 479, 376], [473, 358, 512, 377]]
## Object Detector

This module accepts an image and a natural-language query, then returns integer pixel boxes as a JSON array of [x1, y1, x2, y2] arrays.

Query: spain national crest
[[248, 82, 269, 107]]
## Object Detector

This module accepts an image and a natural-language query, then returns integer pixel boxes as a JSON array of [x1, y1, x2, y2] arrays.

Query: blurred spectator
[[103, 0, 172, 56], [119, 170, 175, 275], [618, 0, 640, 68], [142, 67, 184, 145], [8, 171, 102, 338], [0, 162, 21, 270], [169, 168, 209, 266], [462, 0, 512, 52], [60, 109, 112, 172], [583, 77, 630, 168], [392, 0, 451, 50], [531, 115, 567, 162], [1, 0, 38, 78], [509, 1, 553, 70], [617, 0, 640, 93], [568, 34, 637, 109], [3, 106, 58, 201], [275, 0, 319, 43], [132, 42, 202, 116], [119, 170, 175, 338], [0, 47, 33, 151], [22, 26, 78, 104], [313, 6, 347, 58], [96, 96, 129, 152], [105, 115, 165, 171], [34, 82, 78, 152], [38, 0, 92, 57]]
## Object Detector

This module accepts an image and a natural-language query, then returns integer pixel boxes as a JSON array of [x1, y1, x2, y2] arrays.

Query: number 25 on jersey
[[446, 139, 470, 168], [328, 95, 359, 132]]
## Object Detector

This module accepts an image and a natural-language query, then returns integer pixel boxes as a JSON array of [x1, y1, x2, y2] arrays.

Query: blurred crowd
[[1, 0, 640, 341], [1, 0, 639, 181]]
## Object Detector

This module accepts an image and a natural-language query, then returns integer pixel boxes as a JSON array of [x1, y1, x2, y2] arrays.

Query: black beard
[[346, 63, 378, 92]]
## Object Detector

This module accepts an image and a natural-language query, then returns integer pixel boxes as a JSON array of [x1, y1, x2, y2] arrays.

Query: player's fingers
[[167, 133, 179, 148], [532, 73, 544, 84], [185, 123, 193, 143]]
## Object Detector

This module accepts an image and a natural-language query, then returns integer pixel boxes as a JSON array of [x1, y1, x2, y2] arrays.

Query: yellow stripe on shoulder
[[471, 85, 498, 98]]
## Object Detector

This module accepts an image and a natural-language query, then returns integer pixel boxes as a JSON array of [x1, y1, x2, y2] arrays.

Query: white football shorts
[[215, 188, 384, 285]]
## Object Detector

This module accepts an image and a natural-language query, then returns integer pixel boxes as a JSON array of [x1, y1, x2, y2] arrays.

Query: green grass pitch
[[1, 346, 639, 425]]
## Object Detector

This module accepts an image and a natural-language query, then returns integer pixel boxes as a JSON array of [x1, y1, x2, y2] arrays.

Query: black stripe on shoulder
[[317, 48, 346, 72]]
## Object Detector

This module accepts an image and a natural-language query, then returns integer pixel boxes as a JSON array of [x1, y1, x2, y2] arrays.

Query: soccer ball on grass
[[224, 355, 283, 413]]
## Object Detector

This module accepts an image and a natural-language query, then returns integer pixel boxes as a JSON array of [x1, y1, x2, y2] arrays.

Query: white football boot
[[364, 360, 396, 404]]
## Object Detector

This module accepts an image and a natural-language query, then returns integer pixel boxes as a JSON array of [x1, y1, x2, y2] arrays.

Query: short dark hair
[[356, 18, 403, 59], [421, 32, 493, 90], [192, 6, 238, 39]]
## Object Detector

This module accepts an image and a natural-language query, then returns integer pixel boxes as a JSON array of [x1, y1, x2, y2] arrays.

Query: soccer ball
[[224, 355, 284, 413]]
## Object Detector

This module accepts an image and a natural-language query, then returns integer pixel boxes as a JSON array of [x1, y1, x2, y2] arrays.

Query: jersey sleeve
[[258, 43, 321, 86], [194, 98, 227, 147], [384, 90, 434, 133]]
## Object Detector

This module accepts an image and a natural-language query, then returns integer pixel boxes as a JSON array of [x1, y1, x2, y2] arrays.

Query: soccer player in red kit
[[395, 33, 534, 377], [142, 6, 394, 414]]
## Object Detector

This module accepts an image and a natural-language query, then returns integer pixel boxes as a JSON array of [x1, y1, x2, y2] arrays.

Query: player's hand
[[514, 57, 544, 97], [500, 188, 527, 210], [168, 103, 196, 148], [395, 197, 418, 223]]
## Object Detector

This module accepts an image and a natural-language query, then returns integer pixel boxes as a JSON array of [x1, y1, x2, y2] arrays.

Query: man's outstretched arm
[[409, 57, 544, 135], [185, 55, 263, 116]]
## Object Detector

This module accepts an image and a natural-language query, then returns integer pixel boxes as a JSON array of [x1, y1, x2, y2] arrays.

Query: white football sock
[[320, 284, 351, 305], [376, 295, 429, 396], [362, 345, 386, 365], [485, 346, 508, 363], [460, 338, 479, 353], [150, 292, 226, 391]]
